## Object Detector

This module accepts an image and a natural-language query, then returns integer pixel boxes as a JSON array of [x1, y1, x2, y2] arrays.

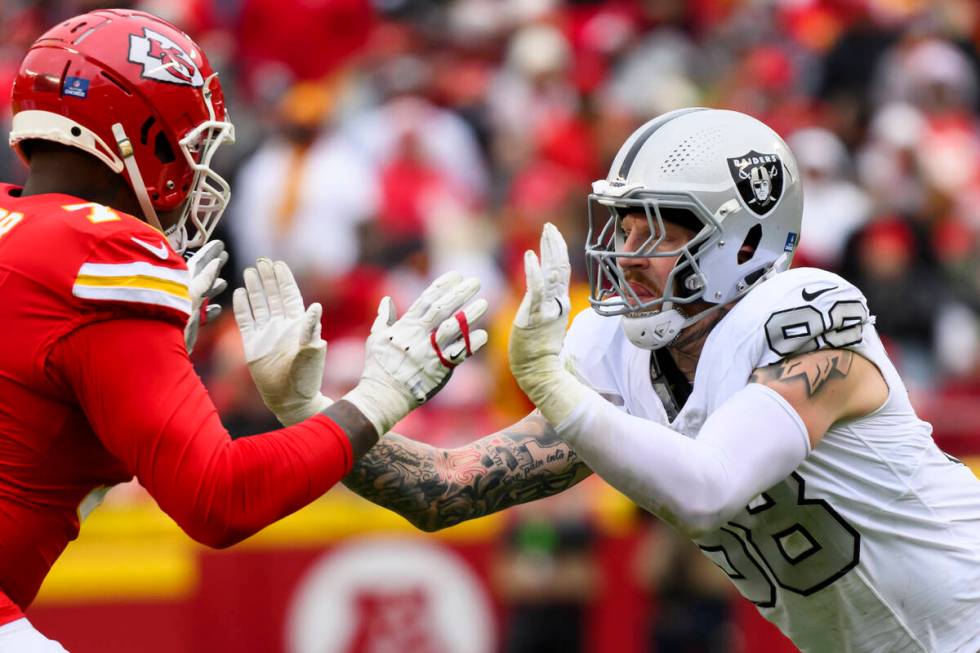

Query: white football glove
[[509, 223, 589, 426], [185, 239, 229, 354], [233, 259, 332, 426], [343, 271, 490, 436]]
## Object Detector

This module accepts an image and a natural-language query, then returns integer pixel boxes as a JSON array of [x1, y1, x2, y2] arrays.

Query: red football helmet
[[9, 9, 235, 252]]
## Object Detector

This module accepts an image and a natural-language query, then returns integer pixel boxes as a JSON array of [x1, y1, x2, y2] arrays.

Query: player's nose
[[617, 251, 651, 270]]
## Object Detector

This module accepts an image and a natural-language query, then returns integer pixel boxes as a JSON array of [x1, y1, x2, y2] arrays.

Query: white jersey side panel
[[562, 308, 668, 425], [561, 268, 980, 653]]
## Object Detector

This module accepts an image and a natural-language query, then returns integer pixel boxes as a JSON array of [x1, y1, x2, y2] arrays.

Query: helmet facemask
[[169, 74, 235, 253], [586, 192, 724, 349], [170, 116, 234, 252]]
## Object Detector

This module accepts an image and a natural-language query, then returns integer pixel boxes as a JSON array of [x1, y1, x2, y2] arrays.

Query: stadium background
[[3, 0, 980, 651]]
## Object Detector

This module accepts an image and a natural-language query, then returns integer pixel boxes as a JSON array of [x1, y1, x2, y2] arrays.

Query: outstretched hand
[[184, 239, 229, 354], [234, 259, 331, 426], [509, 223, 586, 426], [514, 222, 572, 331], [344, 271, 490, 436]]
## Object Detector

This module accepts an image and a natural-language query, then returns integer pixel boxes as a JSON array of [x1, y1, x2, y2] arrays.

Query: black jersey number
[[765, 301, 869, 357], [698, 473, 860, 607]]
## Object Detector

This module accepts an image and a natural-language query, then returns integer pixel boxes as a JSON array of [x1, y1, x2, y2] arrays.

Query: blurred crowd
[[3, 0, 980, 650]]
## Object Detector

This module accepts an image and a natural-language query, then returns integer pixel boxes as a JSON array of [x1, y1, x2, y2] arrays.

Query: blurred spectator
[[873, 35, 979, 115], [493, 499, 599, 653], [788, 127, 871, 270], [600, 27, 701, 122], [856, 102, 930, 217], [841, 217, 953, 387], [234, 0, 374, 100], [719, 43, 819, 137], [487, 22, 582, 177], [818, 8, 899, 124], [634, 516, 736, 653], [231, 77, 379, 283], [343, 94, 489, 206]]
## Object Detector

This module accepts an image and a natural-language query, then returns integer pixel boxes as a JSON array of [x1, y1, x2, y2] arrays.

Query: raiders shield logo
[[727, 150, 784, 216], [128, 28, 204, 87]]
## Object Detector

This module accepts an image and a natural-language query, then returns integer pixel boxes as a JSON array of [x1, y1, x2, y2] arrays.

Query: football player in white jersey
[[241, 109, 980, 652]]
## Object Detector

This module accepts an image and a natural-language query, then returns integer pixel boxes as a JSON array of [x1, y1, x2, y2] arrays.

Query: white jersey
[[562, 267, 980, 652]]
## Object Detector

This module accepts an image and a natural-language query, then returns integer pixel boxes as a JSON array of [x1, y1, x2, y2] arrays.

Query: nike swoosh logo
[[131, 236, 170, 260], [801, 285, 838, 301]]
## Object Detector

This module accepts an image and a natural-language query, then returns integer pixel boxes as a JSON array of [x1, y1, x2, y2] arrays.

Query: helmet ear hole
[[737, 223, 762, 264], [139, 116, 156, 145], [154, 131, 175, 163]]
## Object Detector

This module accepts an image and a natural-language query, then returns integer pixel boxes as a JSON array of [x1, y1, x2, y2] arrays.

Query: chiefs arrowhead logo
[[128, 28, 203, 87], [727, 150, 784, 216]]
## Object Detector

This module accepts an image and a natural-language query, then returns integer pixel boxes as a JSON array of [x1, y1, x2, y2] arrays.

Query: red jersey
[[0, 184, 353, 623]]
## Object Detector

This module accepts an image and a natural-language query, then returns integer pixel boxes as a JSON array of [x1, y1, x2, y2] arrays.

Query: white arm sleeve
[[557, 383, 810, 537]]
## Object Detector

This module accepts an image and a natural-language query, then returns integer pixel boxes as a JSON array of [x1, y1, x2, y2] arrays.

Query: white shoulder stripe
[[78, 261, 189, 285], [72, 285, 192, 316]]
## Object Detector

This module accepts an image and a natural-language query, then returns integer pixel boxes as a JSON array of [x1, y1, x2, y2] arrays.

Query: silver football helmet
[[587, 108, 803, 349]]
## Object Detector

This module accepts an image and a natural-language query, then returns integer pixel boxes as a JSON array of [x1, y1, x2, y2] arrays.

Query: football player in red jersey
[[0, 9, 488, 650]]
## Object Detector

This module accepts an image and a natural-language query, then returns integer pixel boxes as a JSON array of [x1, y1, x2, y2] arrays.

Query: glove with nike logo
[[234, 258, 331, 426], [343, 272, 490, 436], [184, 239, 228, 354]]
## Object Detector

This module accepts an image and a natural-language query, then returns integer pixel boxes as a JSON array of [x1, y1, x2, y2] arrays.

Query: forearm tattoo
[[750, 349, 854, 397], [342, 413, 592, 531]]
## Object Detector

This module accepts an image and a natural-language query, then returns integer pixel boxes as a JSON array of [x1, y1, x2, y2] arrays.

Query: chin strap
[[623, 309, 688, 350], [624, 297, 738, 350], [111, 123, 164, 234], [765, 251, 792, 279]]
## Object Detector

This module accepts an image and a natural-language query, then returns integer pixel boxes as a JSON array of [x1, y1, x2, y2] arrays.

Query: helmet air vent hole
[[70, 126, 81, 137], [661, 136, 697, 174], [737, 224, 762, 264]]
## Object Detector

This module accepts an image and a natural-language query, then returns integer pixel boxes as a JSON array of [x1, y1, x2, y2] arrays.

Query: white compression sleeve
[[556, 383, 810, 537]]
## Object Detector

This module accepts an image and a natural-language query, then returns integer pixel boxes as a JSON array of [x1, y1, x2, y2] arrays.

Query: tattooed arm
[[749, 348, 889, 448], [343, 412, 592, 531]]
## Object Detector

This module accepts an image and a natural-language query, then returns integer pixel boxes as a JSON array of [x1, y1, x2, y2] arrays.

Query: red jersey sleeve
[[71, 223, 191, 329], [50, 317, 353, 548]]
